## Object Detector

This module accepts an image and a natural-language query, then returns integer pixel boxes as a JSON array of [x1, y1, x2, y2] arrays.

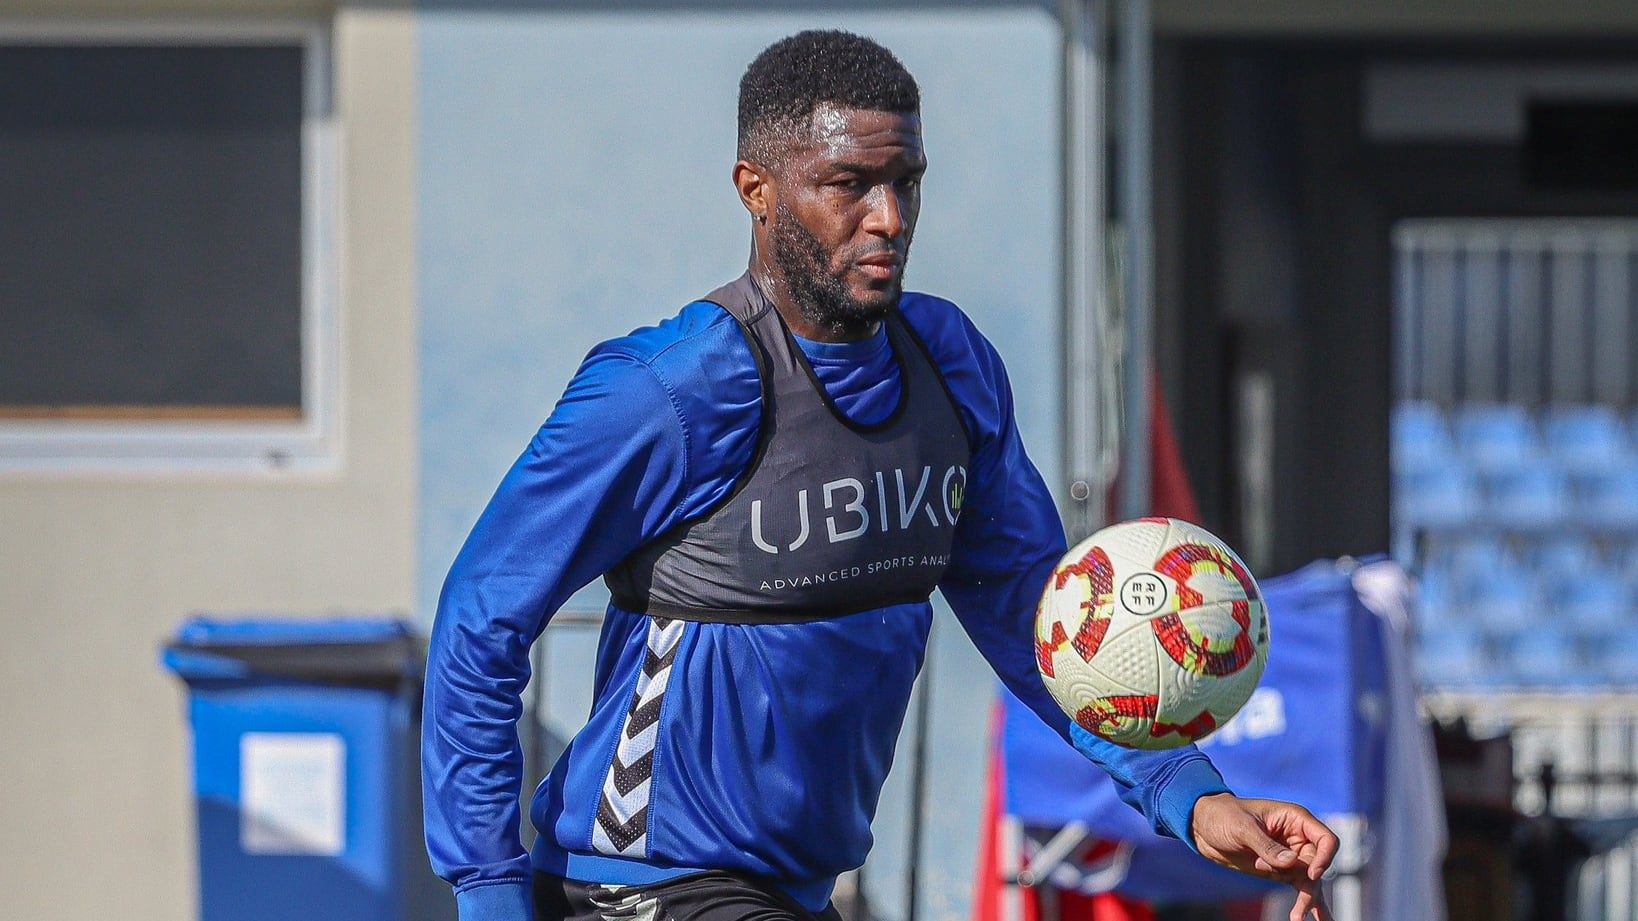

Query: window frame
[[0, 18, 339, 475]]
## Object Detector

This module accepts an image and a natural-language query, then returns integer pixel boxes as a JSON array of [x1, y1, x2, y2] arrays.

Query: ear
[[733, 159, 774, 224]]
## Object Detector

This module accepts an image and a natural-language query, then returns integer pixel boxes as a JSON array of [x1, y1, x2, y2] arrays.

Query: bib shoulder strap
[[701, 272, 773, 325]]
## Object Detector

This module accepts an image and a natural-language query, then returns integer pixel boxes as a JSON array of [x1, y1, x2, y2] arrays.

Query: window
[[0, 21, 335, 472]]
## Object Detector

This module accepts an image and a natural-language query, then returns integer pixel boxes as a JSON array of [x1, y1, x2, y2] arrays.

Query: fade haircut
[[737, 30, 920, 167]]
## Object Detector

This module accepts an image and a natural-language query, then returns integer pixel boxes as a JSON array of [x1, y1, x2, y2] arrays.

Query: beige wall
[[0, 4, 417, 919]]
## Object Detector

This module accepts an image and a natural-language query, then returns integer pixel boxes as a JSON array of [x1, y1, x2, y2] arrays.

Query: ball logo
[[1034, 518, 1269, 750], [1118, 573, 1168, 615]]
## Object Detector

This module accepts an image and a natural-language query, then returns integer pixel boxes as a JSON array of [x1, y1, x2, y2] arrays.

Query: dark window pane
[[0, 44, 304, 416], [1526, 100, 1638, 192]]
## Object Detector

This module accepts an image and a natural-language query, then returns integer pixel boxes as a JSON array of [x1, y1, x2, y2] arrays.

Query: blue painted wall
[[418, 8, 1063, 919]]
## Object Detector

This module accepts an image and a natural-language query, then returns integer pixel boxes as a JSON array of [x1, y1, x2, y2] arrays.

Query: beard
[[769, 201, 908, 338]]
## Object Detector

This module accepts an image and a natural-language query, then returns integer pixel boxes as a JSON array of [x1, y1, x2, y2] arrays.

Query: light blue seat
[[1619, 539, 1638, 582], [1503, 625, 1585, 688], [1527, 534, 1603, 581], [1452, 402, 1541, 474], [1544, 568, 1634, 631], [1439, 533, 1519, 587], [1415, 624, 1493, 688], [1484, 466, 1570, 530], [1394, 464, 1480, 531], [1463, 565, 1544, 633], [1392, 401, 1456, 474], [1412, 564, 1459, 630], [1577, 467, 1638, 531], [1543, 404, 1630, 476], [1586, 630, 1638, 687]]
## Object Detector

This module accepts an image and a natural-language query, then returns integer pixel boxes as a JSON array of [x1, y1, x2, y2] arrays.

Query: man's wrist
[[1189, 791, 1237, 848], [1156, 757, 1230, 849], [456, 879, 533, 921]]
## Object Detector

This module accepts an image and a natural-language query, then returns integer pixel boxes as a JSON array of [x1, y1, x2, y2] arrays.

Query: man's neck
[[747, 259, 881, 343]]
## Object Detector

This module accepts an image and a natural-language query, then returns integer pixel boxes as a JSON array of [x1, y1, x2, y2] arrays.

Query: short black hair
[[737, 30, 920, 165]]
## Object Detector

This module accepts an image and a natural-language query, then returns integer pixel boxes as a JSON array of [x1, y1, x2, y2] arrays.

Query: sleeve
[[933, 317, 1230, 848], [420, 345, 709, 920]]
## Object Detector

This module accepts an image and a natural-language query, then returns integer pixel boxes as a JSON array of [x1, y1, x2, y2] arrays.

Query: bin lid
[[161, 615, 423, 688]]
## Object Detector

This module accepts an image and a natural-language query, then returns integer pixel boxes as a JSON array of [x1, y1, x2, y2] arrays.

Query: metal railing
[[1394, 219, 1638, 408], [1425, 691, 1638, 921]]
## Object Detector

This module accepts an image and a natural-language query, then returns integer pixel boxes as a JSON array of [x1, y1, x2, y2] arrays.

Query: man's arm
[[915, 299, 1335, 915], [934, 347, 1231, 846], [913, 298, 1227, 841], [421, 341, 735, 921]]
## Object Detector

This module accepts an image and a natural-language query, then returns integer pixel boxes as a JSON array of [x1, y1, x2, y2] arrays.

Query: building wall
[[6, 2, 1635, 920], [0, 3, 418, 919]]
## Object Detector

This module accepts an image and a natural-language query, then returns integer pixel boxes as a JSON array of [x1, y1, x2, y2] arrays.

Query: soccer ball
[[1034, 517, 1269, 750]]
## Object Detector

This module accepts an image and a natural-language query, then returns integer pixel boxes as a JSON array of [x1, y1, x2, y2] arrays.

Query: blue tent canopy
[[1000, 559, 1389, 901]]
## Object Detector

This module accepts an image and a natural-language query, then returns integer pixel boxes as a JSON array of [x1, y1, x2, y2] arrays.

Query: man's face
[[765, 104, 925, 337]]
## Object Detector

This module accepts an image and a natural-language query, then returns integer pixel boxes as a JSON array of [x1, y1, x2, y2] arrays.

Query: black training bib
[[605, 274, 972, 623]]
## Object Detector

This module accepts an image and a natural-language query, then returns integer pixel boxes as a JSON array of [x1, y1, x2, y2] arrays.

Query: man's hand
[[1190, 792, 1338, 921]]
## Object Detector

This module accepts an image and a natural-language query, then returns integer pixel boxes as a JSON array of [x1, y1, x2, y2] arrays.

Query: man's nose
[[862, 185, 906, 239]]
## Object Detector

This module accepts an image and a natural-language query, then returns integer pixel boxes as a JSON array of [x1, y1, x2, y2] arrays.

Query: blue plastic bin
[[162, 616, 450, 921]]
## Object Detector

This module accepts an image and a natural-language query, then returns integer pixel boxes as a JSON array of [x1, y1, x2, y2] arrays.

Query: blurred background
[[4, 1, 1638, 920]]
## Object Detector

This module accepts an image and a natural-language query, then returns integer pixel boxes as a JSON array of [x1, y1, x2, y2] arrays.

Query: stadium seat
[[1503, 625, 1585, 688], [1527, 534, 1603, 580], [1452, 402, 1541, 474], [1412, 564, 1459, 630], [1587, 629, 1638, 687], [1483, 467, 1570, 530], [1463, 565, 1544, 633], [1542, 403, 1631, 476], [1415, 624, 1492, 688], [1543, 568, 1634, 631], [1436, 533, 1519, 588], [1391, 400, 1456, 474], [1394, 464, 1480, 531], [1577, 467, 1638, 531], [1619, 539, 1638, 581]]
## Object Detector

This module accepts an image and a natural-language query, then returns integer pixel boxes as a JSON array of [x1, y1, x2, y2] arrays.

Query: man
[[423, 30, 1336, 921]]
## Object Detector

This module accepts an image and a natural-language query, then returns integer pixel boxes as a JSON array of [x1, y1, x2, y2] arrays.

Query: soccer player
[[422, 29, 1337, 921]]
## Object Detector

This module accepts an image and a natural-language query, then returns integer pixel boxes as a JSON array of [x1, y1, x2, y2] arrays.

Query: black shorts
[[533, 871, 843, 921]]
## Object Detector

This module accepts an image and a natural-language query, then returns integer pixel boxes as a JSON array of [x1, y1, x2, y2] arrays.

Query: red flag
[[971, 703, 1007, 921], [1108, 368, 1201, 523]]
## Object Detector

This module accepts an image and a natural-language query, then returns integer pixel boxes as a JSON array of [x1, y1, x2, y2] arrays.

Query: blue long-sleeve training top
[[422, 290, 1229, 921]]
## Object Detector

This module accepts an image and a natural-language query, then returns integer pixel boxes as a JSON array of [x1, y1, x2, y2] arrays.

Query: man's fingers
[[1288, 880, 1331, 921], [1249, 824, 1300, 872], [1304, 823, 1340, 880], [1267, 804, 1340, 875], [1191, 794, 1339, 917]]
